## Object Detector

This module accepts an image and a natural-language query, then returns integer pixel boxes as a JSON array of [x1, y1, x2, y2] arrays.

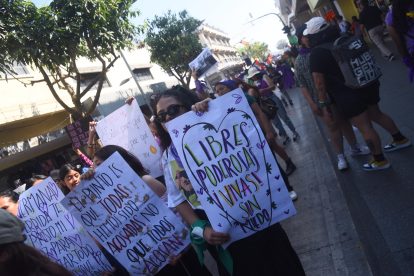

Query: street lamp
[[246, 12, 298, 45]]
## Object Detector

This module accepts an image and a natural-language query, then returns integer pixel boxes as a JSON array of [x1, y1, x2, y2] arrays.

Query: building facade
[[197, 24, 244, 86], [0, 46, 179, 190]]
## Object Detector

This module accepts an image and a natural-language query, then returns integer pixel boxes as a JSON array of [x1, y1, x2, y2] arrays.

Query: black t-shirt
[[309, 47, 350, 94], [359, 6, 383, 31]]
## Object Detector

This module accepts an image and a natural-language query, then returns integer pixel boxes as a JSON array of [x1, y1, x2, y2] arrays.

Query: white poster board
[[61, 152, 190, 275], [17, 178, 111, 275], [189, 48, 218, 77], [166, 88, 296, 247], [96, 99, 163, 177]]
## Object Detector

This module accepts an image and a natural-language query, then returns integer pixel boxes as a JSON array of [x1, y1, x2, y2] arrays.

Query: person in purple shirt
[[385, 0, 414, 82]]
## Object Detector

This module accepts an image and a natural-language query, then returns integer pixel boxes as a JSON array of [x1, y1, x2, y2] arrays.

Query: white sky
[[32, 0, 287, 52]]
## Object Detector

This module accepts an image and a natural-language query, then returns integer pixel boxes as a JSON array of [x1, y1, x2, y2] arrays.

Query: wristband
[[318, 100, 330, 108]]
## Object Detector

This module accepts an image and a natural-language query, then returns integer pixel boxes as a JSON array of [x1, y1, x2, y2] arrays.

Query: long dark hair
[[308, 25, 340, 47], [393, 0, 412, 35], [153, 86, 199, 150], [94, 145, 148, 177], [59, 163, 79, 181], [0, 242, 72, 276]]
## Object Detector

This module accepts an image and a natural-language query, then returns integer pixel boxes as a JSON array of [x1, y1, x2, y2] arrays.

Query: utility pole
[[119, 50, 152, 112]]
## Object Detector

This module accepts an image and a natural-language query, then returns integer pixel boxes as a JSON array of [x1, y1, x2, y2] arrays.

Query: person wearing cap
[[294, 24, 370, 171], [246, 66, 300, 144], [0, 209, 72, 275], [306, 16, 410, 171]]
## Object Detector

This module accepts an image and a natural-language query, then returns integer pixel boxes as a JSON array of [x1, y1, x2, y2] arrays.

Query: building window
[[79, 72, 110, 90], [133, 68, 153, 81]]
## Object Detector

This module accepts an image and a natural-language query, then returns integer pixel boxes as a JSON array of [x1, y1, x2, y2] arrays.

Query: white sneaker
[[289, 191, 298, 201], [351, 145, 370, 156], [337, 157, 349, 171]]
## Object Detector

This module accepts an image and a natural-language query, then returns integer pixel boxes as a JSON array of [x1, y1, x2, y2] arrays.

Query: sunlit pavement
[[281, 41, 414, 276]]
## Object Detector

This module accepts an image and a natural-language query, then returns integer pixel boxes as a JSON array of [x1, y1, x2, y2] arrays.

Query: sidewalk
[[281, 42, 414, 276], [278, 88, 372, 276]]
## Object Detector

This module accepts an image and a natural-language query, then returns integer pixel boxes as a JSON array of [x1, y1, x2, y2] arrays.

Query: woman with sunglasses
[[153, 86, 305, 276]]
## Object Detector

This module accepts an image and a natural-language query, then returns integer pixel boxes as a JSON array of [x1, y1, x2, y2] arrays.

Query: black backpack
[[321, 34, 382, 89], [258, 97, 278, 119]]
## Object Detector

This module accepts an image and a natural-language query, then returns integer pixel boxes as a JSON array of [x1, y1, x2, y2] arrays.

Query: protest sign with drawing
[[166, 88, 296, 247], [17, 178, 111, 275], [95, 99, 163, 177], [61, 151, 190, 275], [189, 48, 218, 77]]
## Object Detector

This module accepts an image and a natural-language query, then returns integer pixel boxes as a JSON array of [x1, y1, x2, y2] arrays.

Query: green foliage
[[238, 41, 269, 62], [145, 10, 202, 89], [0, 0, 142, 118]]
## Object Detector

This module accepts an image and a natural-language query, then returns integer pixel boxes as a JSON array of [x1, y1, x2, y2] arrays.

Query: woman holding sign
[[84, 145, 212, 276], [154, 86, 305, 276]]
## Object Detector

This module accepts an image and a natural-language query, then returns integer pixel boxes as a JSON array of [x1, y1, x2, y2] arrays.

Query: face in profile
[[0, 196, 18, 216]]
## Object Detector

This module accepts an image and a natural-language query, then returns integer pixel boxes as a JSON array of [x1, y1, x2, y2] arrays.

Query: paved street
[[280, 41, 414, 276]]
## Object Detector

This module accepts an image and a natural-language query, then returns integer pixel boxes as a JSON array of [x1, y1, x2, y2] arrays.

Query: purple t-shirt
[[386, 8, 414, 55]]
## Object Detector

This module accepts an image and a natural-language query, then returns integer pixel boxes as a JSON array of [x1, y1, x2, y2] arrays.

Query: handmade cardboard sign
[[96, 99, 163, 177], [17, 178, 111, 275], [61, 152, 190, 275], [166, 88, 296, 246]]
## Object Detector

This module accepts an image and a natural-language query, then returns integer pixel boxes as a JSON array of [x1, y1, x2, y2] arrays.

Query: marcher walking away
[[305, 17, 410, 171], [294, 24, 370, 171], [359, 0, 396, 61]]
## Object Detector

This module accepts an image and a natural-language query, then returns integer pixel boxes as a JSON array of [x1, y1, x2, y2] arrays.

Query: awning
[[0, 110, 70, 147], [0, 134, 71, 171]]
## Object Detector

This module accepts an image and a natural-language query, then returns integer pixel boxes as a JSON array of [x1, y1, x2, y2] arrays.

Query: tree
[[237, 41, 269, 62], [276, 39, 289, 50], [0, 0, 142, 119], [145, 10, 203, 89]]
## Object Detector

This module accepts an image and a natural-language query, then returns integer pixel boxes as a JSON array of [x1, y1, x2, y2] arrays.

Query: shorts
[[330, 82, 380, 119]]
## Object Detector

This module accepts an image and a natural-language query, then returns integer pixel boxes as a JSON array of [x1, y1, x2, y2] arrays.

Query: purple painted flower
[[196, 111, 203, 117], [183, 125, 191, 133], [227, 107, 236, 114], [232, 94, 243, 104], [172, 129, 179, 138], [256, 140, 266, 149]]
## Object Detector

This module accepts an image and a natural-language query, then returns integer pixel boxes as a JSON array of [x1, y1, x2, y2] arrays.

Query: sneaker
[[282, 136, 291, 145], [388, 54, 396, 61], [292, 133, 300, 142], [384, 139, 411, 152], [351, 146, 370, 156], [289, 190, 298, 201], [337, 157, 349, 171], [363, 159, 391, 171], [285, 160, 297, 176]]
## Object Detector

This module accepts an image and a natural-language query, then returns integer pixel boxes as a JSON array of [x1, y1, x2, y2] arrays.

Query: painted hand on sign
[[166, 89, 296, 246]]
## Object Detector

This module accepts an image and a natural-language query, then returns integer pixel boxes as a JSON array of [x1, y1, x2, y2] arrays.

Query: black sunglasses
[[155, 104, 187, 123]]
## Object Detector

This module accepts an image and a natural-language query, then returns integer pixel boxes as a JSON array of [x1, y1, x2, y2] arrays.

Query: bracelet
[[318, 100, 330, 108]]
